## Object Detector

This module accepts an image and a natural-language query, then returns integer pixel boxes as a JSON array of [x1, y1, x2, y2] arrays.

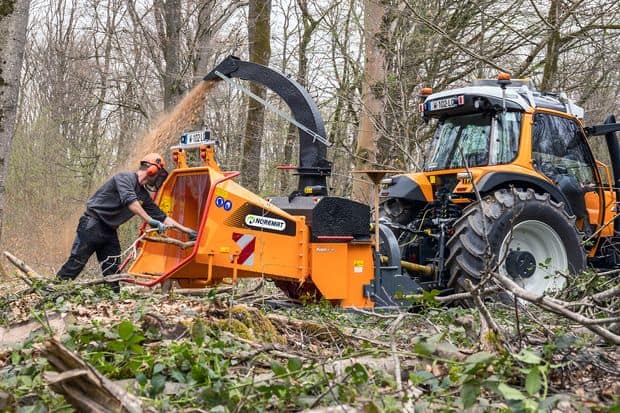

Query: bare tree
[[240, 0, 271, 192], [0, 0, 30, 241], [351, 0, 386, 203]]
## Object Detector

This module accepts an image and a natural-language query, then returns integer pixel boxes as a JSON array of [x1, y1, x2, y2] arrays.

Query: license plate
[[428, 96, 461, 111]]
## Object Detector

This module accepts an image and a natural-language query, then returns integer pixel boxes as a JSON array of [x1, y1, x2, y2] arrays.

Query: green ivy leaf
[[414, 337, 437, 356], [150, 374, 166, 396], [153, 363, 165, 375], [465, 351, 495, 366], [271, 360, 287, 376], [346, 363, 369, 385], [136, 372, 147, 386], [514, 349, 542, 365], [497, 383, 526, 400], [461, 379, 480, 408], [191, 319, 206, 347], [525, 366, 542, 395], [118, 320, 135, 341], [170, 369, 185, 383], [11, 351, 21, 365], [287, 358, 303, 372]]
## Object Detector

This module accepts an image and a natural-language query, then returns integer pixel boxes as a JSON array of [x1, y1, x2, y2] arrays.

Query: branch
[[3, 251, 45, 281], [491, 272, 620, 345], [144, 236, 195, 250]]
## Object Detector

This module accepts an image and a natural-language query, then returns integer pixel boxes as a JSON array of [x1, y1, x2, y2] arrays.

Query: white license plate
[[429, 97, 459, 111]]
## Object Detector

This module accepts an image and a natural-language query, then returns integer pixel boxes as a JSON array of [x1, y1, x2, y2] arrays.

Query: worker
[[57, 153, 197, 291]]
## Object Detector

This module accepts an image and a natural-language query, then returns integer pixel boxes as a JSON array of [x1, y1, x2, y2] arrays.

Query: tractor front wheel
[[446, 188, 586, 294]]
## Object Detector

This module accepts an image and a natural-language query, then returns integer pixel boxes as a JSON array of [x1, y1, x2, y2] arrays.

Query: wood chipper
[[127, 56, 422, 308]]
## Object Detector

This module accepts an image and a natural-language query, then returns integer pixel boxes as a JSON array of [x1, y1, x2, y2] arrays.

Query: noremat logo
[[245, 214, 286, 231]]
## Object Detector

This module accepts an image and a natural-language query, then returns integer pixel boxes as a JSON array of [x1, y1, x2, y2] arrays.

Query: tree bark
[[159, 0, 183, 109], [541, 0, 560, 91], [351, 0, 386, 203], [0, 0, 30, 242], [241, 0, 271, 193]]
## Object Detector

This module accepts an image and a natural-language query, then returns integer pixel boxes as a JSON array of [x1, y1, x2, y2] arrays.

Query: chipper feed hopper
[[128, 56, 422, 308]]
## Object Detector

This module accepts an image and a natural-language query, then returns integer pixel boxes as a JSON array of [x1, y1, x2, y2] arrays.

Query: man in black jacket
[[57, 153, 196, 290]]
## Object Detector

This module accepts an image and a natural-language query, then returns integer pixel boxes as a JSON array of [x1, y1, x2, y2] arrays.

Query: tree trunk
[[160, 0, 183, 109], [281, 0, 314, 193], [541, 0, 560, 91], [0, 0, 30, 242], [351, 0, 386, 203], [241, 0, 271, 193]]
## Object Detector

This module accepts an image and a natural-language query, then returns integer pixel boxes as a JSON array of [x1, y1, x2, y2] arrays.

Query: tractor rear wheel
[[446, 188, 586, 294]]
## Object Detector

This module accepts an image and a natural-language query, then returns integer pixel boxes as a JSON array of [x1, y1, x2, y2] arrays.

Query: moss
[[228, 305, 285, 345], [0, 0, 15, 18], [216, 318, 254, 341]]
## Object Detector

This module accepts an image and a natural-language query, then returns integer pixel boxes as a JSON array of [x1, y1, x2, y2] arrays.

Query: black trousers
[[57, 215, 121, 289]]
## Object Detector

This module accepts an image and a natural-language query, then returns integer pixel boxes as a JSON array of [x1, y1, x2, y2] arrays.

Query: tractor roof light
[[497, 72, 512, 88], [418, 87, 433, 101]]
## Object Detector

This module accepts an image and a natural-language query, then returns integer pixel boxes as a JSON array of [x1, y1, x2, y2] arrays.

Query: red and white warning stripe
[[232, 233, 255, 266]]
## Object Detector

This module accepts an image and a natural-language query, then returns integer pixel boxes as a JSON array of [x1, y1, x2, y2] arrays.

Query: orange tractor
[[127, 56, 620, 308]]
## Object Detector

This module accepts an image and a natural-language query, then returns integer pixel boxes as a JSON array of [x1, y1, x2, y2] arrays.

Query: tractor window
[[532, 113, 595, 184], [424, 112, 521, 171]]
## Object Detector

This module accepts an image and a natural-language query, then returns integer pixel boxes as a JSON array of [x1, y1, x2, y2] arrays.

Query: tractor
[[381, 74, 620, 295], [126, 56, 620, 308]]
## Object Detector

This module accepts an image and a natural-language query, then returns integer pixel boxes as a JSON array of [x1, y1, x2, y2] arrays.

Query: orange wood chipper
[[127, 56, 421, 308]]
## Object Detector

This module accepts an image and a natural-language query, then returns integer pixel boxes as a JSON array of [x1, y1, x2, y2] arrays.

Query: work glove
[[147, 218, 166, 234], [188, 230, 198, 241]]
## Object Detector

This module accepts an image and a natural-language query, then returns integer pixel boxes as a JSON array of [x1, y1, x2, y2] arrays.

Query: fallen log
[[41, 339, 148, 413]]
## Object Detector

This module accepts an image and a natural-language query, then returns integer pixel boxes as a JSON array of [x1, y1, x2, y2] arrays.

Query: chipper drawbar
[[127, 56, 423, 308]]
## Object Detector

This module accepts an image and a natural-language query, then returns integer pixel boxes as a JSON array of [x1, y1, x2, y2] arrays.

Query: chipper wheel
[[446, 188, 586, 295]]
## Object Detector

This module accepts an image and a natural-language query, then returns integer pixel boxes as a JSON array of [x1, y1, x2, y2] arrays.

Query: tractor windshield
[[424, 111, 522, 171]]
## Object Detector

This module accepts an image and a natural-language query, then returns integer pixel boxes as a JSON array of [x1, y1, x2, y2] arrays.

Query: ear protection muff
[[145, 161, 161, 177]]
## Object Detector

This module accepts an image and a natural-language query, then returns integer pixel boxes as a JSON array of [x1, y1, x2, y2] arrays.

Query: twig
[[143, 236, 195, 250], [464, 279, 504, 352], [388, 313, 405, 393]]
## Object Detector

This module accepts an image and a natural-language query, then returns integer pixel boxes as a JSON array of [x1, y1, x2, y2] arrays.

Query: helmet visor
[[145, 167, 169, 192]]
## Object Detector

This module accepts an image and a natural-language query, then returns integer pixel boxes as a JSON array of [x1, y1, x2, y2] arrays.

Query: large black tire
[[446, 188, 586, 294]]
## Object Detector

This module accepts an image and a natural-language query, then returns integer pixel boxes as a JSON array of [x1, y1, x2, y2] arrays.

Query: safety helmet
[[140, 153, 166, 176], [140, 153, 168, 191]]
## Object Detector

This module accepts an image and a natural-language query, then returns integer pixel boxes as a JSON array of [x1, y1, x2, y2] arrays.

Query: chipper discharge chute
[[128, 56, 425, 309]]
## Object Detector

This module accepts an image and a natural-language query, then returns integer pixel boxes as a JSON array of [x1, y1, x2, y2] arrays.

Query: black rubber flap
[[311, 197, 370, 241]]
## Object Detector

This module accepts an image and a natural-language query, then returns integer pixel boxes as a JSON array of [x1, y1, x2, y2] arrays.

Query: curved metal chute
[[204, 55, 332, 194]]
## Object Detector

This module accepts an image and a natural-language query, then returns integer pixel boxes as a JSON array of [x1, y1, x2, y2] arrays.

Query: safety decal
[[215, 196, 233, 211], [232, 233, 255, 266]]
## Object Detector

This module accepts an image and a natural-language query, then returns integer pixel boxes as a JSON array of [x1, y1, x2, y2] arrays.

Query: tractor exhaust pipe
[[602, 115, 620, 235]]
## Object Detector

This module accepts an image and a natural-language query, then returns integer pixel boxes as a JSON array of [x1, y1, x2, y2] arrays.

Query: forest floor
[[0, 269, 618, 412]]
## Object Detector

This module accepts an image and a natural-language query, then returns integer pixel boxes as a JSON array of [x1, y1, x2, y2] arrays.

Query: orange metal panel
[[310, 242, 375, 308]]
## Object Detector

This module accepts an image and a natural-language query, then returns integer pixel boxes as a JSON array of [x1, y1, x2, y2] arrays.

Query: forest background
[[1, 0, 620, 277]]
